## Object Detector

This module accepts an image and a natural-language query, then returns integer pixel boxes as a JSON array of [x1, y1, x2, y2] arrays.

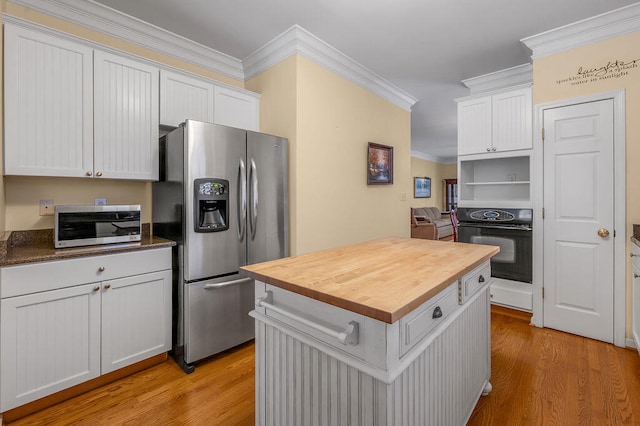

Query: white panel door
[[633, 259, 640, 353], [543, 99, 614, 342], [0, 284, 101, 411], [213, 85, 260, 131], [457, 96, 491, 155], [4, 24, 93, 177], [101, 270, 171, 374], [160, 70, 215, 127], [492, 87, 532, 153], [94, 51, 159, 180]]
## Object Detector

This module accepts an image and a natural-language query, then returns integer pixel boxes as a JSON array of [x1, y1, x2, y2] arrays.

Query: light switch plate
[[39, 199, 54, 216]]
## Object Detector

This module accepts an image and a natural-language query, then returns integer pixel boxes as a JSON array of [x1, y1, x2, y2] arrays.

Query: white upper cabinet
[[4, 23, 159, 180], [214, 85, 260, 131], [160, 70, 215, 127], [457, 86, 532, 156], [94, 51, 159, 180], [457, 96, 492, 156], [4, 24, 94, 177]]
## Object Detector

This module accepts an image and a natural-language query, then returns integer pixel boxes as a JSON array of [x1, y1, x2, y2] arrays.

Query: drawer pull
[[478, 275, 485, 283], [635, 273, 640, 279], [257, 291, 359, 346], [632, 253, 639, 257], [98, 266, 105, 272], [103, 284, 111, 290], [432, 306, 443, 319], [92, 286, 100, 292]]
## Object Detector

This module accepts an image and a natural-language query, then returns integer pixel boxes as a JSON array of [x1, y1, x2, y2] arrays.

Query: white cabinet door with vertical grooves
[[94, 51, 159, 180], [213, 85, 260, 131], [101, 270, 172, 374], [160, 70, 215, 127], [457, 96, 492, 156], [4, 23, 94, 177], [492, 87, 532, 152], [0, 283, 101, 411]]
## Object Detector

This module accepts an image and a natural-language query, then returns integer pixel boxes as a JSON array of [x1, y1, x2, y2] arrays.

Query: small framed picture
[[367, 142, 394, 185], [414, 177, 431, 198]]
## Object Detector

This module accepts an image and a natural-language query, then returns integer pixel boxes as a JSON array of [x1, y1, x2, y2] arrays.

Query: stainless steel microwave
[[54, 205, 142, 248]]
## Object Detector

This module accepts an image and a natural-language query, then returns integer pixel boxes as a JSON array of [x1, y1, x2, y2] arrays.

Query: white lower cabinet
[[632, 243, 640, 353], [0, 248, 171, 412]]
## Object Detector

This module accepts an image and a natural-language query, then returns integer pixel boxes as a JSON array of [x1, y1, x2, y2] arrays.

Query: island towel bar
[[257, 291, 360, 346]]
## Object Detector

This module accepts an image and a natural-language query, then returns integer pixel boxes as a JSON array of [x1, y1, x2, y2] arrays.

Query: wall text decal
[[555, 58, 638, 86]]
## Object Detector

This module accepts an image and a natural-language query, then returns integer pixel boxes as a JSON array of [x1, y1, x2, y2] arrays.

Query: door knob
[[597, 228, 610, 238]]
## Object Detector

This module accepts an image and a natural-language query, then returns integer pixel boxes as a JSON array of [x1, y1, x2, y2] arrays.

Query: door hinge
[[542, 208, 545, 219], [542, 287, 545, 299], [614, 229, 616, 238], [542, 128, 545, 141]]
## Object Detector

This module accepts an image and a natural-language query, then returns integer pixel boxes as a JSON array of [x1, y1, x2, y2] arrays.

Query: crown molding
[[461, 64, 532, 95], [243, 25, 418, 112], [6, 0, 244, 80], [521, 3, 640, 59], [411, 150, 456, 165], [8, 1, 418, 111]]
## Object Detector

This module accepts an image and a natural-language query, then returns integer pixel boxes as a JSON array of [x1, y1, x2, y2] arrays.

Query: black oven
[[456, 208, 532, 284]]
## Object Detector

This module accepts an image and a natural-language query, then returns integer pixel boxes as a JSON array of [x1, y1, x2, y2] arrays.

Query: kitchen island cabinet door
[[4, 23, 94, 178], [0, 284, 101, 412], [101, 270, 172, 374], [94, 50, 159, 180]]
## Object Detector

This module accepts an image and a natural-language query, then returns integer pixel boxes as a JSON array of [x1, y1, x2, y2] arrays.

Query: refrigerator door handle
[[238, 158, 247, 242], [249, 158, 258, 240], [203, 277, 253, 290]]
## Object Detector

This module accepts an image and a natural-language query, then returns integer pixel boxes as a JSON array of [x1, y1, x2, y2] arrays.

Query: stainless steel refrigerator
[[153, 120, 288, 373]]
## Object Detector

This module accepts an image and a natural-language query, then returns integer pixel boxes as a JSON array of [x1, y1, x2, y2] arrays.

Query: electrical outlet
[[94, 198, 107, 206], [39, 199, 54, 216]]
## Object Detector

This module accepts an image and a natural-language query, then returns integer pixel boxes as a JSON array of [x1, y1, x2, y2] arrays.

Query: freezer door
[[183, 274, 255, 364], [247, 131, 289, 265], [184, 120, 247, 281]]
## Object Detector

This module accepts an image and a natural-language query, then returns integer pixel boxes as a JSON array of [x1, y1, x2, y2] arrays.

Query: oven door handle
[[459, 224, 532, 231]]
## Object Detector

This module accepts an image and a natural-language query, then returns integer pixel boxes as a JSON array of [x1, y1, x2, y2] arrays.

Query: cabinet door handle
[[486, 148, 491, 152], [96, 171, 103, 177], [103, 283, 111, 290], [92, 285, 100, 292], [432, 306, 443, 319], [478, 275, 485, 283], [635, 273, 640, 279], [98, 266, 105, 272], [492, 147, 497, 152], [631, 253, 638, 257], [86, 171, 93, 177]]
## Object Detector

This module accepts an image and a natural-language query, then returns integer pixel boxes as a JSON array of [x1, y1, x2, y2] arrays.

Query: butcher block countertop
[[241, 237, 499, 323]]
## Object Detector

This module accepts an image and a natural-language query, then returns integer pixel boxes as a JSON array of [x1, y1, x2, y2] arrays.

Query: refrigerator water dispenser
[[194, 178, 229, 232]]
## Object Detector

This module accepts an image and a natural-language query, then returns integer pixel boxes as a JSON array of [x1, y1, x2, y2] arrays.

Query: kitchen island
[[241, 237, 499, 426]]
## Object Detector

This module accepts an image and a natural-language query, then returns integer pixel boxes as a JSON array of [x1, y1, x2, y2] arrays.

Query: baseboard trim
[[1, 353, 168, 423]]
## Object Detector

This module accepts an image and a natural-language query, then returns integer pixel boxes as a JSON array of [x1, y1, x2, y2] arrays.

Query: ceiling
[[94, 0, 638, 163]]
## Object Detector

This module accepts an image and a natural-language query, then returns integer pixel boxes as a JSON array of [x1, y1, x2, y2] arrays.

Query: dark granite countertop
[[0, 224, 175, 266]]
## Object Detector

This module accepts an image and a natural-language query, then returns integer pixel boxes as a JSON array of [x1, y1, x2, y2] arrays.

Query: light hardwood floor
[[8, 307, 640, 425]]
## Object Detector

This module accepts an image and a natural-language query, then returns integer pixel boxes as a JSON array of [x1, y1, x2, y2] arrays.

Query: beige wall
[[248, 55, 412, 255], [245, 56, 299, 253], [410, 157, 457, 211], [1, 1, 245, 230], [533, 31, 640, 336]]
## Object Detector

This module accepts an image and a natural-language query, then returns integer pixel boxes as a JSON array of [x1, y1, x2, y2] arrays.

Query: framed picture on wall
[[367, 142, 394, 185], [414, 177, 431, 198]]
